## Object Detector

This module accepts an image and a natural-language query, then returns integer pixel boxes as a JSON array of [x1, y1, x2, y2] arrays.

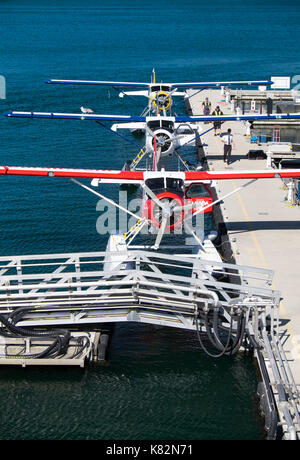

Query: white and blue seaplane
[[6, 108, 300, 172], [45, 69, 274, 116]]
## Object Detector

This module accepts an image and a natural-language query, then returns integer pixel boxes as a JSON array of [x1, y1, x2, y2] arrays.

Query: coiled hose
[[195, 306, 245, 358], [0, 311, 70, 359]]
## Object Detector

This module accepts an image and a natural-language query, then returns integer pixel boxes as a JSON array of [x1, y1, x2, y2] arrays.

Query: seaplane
[[6, 109, 300, 174], [45, 69, 274, 116], [1, 164, 300, 275], [111, 115, 203, 168]]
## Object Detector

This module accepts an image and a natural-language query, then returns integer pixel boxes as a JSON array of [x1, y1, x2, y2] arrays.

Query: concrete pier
[[188, 88, 300, 438]]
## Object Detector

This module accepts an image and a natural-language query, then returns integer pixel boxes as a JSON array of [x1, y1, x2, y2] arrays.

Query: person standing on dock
[[211, 105, 223, 135], [222, 128, 235, 165], [202, 97, 211, 115]]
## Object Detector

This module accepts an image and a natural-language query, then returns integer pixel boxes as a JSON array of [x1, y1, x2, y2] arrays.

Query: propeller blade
[[152, 215, 168, 250], [156, 146, 162, 164], [166, 87, 178, 97], [145, 124, 156, 138], [170, 134, 186, 143], [141, 183, 168, 210], [172, 202, 195, 214]]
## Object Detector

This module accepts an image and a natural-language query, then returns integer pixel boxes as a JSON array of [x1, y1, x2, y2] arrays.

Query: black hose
[[195, 311, 234, 358], [195, 314, 224, 358], [228, 313, 246, 355], [212, 307, 230, 351], [71, 336, 91, 359], [0, 310, 92, 361], [195, 302, 247, 358], [0, 312, 71, 359], [203, 311, 225, 351], [210, 306, 246, 356]]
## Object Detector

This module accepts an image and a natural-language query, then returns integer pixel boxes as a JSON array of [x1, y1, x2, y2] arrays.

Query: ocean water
[[0, 0, 299, 441]]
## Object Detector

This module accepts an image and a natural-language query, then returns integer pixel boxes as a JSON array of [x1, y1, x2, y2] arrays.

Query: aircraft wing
[[171, 80, 273, 88], [6, 111, 300, 124], [184, 169, 300, 182], [0, 166, 144, 184], [1, 166, 300, 182], [45, 79, 150, 87], [175, 113, 300, 123], [45, 79, 272, 88], [4, 111, 145, 123]]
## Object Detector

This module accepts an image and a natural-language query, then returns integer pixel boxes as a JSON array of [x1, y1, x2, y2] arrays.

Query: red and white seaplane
[[1, 165, 300, 275]]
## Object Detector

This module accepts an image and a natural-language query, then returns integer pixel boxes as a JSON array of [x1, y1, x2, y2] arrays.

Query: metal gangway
[[0, 248, 299, 439]]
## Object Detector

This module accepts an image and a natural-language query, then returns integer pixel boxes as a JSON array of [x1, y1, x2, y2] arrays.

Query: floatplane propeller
[[45, 69, 274, 115], [1, 165, 300, 251]]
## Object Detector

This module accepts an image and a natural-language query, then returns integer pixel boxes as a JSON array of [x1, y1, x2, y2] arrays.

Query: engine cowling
[[144, 192, 184, 231], [152, 91, 172, 111], [151, 129, 173, 156]]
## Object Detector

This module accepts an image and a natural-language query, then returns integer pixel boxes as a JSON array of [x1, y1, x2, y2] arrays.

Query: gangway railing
[[0, 250, 279, 326], [0, 248, 299, 437]]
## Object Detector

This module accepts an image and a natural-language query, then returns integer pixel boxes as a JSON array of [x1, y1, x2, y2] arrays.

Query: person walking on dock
[[202, 97, 211, 115], [222, 128, 235, 165], [211, 105, 223, 135]]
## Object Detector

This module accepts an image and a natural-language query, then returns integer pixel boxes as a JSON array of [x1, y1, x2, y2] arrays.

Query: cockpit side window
[[162, 120, 174, 130], [186, 183, 211, 198], [166, 178, 184, 191]]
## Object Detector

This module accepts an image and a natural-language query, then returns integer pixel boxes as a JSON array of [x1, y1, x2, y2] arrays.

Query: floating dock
[[187, 87, 300, 440]]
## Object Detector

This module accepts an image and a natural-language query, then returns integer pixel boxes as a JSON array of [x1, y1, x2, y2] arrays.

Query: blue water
[[0, 0, 299, 440]]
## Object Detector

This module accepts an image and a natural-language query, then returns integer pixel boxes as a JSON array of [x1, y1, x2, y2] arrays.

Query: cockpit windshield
[[148, 121, 160, 131], [147, 119, 174, 132], [145, 177, 184, 193], [151, 85, 171, 92]]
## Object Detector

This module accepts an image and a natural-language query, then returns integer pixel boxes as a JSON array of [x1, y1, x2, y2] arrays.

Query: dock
[[187, 87, 300, 440]]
